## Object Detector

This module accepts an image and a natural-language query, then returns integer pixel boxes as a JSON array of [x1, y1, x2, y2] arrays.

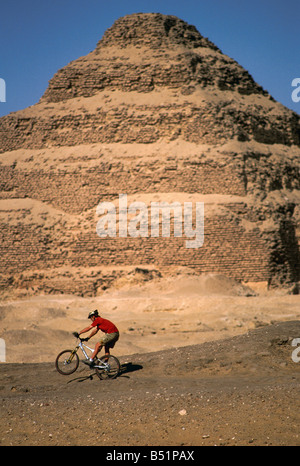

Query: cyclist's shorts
[[99, 332, 119, 348]]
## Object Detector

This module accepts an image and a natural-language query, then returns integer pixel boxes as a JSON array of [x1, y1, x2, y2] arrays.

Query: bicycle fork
[[65, 348, 79, 364]]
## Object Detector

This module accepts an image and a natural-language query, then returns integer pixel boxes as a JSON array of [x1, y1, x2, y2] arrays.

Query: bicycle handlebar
[[72, 332, 89, 342]]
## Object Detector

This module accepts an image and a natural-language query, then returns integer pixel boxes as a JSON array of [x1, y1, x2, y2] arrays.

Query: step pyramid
[[0, 13, 299, 297]]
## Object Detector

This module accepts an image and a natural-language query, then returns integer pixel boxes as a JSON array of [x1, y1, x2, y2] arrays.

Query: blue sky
[[0, 0, 299, 117]]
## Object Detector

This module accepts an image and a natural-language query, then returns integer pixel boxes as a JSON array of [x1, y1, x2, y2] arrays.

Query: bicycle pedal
[[83, 360, 95, 367]]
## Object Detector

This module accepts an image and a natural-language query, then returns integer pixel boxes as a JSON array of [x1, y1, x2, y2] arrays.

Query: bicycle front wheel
[[55, 350, 79, 375], [95, 355, 120, 380]]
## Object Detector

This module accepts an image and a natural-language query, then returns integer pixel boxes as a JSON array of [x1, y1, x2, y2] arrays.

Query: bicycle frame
[[77, 340, 94, 360], [75, 339, 109, 369]]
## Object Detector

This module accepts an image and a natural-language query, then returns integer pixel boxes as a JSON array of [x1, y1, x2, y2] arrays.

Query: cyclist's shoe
[[83, 359, 95, 367]]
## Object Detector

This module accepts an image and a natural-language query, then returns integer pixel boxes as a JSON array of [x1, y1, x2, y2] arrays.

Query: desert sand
[[1, 271, 300, 363], [1, 275, 300, 446]]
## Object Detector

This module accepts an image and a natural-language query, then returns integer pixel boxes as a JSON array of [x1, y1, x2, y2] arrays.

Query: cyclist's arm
[[88, 327, 99, 339], [79, 324, 93, 335]]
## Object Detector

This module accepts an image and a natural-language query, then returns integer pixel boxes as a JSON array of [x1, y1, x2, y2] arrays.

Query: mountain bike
[[55, 335, 120, 380]]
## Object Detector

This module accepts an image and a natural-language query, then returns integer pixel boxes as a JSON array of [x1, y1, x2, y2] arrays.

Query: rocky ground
[[1, 320, 299, 447]]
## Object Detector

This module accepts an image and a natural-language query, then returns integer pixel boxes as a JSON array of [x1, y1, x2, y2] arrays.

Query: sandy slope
[[1, 273, 299, 447], [1, 273, 299, 363], [0, 320, 299, 446]]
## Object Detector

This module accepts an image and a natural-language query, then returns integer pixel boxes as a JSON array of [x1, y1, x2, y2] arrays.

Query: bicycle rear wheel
[[95, 355, 120, 380], [55, 350, 79, 375]]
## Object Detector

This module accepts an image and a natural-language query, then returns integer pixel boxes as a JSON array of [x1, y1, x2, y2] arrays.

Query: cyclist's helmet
[[88, 309, 99, 319]]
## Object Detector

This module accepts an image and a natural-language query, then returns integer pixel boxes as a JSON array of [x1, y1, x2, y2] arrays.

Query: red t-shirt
[[91, 317, 118, 334]]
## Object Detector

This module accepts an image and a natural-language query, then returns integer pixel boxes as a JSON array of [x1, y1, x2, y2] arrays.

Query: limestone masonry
[[0, 13, 299, 296]]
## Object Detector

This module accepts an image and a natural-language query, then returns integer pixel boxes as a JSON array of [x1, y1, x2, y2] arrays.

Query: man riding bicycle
[[74, 310, 119, 367]]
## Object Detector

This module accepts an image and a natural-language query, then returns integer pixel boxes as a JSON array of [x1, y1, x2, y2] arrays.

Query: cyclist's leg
[[104, 332, 119, 358], [89, 333, 119, 362], [91, 341, 103, 360], [104, 344, 111, 358]]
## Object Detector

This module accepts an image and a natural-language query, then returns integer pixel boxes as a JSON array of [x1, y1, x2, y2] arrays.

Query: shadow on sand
[[119, 362, 143, 377], [66, 361, 143, 384]]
